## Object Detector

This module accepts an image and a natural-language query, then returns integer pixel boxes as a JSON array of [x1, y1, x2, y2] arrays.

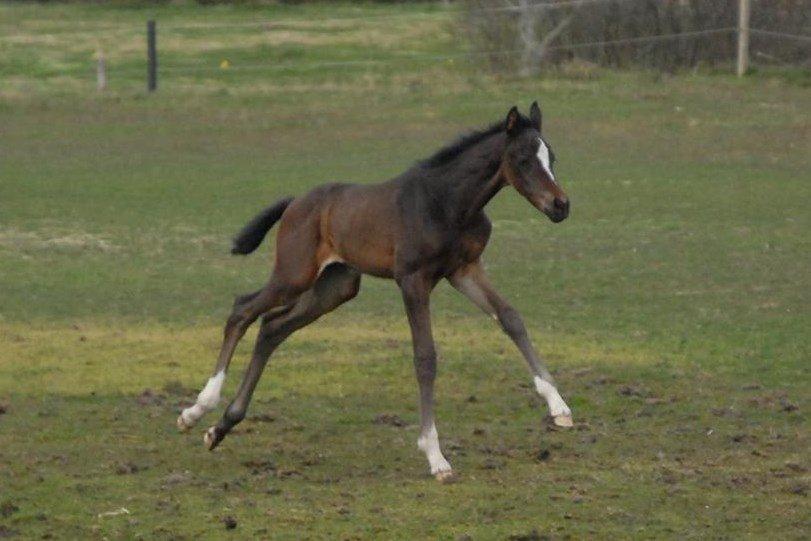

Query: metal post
[[147, 20, 157, 91], [736, 0, 750, 76]]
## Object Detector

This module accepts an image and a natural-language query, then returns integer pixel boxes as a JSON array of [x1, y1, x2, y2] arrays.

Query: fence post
[[147, 20, 157, 91], [96, 51, 106, 91], [736, 0, 750, 76]]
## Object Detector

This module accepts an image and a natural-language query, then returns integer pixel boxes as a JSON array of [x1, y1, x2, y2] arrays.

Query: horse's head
[[501, 102, 569, 223]]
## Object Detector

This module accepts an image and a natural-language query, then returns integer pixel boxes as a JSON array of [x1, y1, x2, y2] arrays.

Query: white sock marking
[[181, 370, 225, 426], [417, 423, 452, 475], [536, 137, 557, 183], [533, 376, 570, 418]]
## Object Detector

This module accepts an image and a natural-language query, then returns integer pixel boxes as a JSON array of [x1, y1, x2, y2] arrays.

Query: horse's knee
[[224, 311, 246, 334]]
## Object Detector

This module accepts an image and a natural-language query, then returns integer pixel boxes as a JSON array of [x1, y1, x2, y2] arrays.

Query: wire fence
[[2, 0, 808, 90], [148, 27, 740, 76]]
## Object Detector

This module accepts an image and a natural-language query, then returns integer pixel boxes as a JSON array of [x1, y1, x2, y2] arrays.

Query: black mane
[[419, 122, 502, 169], [419, 114, 534, 169]]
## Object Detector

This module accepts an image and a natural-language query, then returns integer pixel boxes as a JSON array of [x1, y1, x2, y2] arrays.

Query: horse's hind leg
[[177, 289, 259, 430], [233, 289, 261, 309], [177, 280, 305, 431], [204, 264, 361, 450], [178, 200, 322, 432]]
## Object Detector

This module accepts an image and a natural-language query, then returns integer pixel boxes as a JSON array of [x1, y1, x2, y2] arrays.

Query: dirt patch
[[0, 502, 19, 519], [779, 398, 799, 412], [162, 471, 193, 487], [0, 525, 19, 538], [373, 413, 406, 427], [115, 462, 141, 475], [162, 380, 196, 397], [136, 389, 165, 407], [788, 483, 807, 496], [508, 530, 548, 541], [747, 392, 800, 412], [481, 457, 506, 470], [618, 384, 648, 397], [0, 228, 118, 253], [242, 460, 276, 475], [276, 468, 302, 479], [535, 449, 552, 462]]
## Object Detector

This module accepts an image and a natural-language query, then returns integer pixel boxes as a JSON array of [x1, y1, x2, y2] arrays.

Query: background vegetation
[[461, 0, 810, 73], [0, 2, 808, 539]]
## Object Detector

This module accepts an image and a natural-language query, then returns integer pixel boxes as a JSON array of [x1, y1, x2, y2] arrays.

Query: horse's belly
[[338, 242, 395, 278], [326, 193, 397, 278]]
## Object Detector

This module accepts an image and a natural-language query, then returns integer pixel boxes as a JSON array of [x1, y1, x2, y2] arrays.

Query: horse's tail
[[231, 196, 294, 255]]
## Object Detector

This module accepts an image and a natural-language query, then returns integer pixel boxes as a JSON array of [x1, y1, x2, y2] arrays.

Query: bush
[[458, 0, 810, 74]]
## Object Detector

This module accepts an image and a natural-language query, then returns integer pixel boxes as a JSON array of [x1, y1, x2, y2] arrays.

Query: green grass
[[0, 2, 809, 539]]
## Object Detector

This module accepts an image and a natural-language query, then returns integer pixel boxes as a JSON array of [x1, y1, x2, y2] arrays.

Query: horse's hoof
[[176, 414, 193, 432], [552, 414, 573, 428], [204, 426, 223, 451], [434, 470, 456, 484]]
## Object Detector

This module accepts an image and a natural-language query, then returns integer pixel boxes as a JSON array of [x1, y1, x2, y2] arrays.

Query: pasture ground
[[0, 3, 809, 539]]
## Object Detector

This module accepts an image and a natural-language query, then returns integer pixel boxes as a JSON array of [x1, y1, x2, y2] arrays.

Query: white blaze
[[536, 137, 556, 183]]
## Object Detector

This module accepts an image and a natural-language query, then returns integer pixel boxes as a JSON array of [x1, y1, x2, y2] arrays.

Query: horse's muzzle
[[546, 197, 569, 223]]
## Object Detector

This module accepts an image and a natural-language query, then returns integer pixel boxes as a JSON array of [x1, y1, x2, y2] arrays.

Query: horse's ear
[[529, 101, 542, 132], [505, 106, 520, 137]]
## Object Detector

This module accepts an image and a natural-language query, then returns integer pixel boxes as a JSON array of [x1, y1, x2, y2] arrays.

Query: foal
[[177, 103, 573, 481]]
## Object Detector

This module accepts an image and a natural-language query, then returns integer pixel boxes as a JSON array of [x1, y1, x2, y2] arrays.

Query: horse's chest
[[428, 228, 490, 274], [453, 234, 488, 267], [397, 215, 491, 276]]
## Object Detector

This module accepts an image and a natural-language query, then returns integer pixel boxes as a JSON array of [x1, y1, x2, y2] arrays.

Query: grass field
[[1, 2, 809, 539]]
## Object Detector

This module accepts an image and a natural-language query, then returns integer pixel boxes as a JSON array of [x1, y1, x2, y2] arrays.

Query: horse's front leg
[[449, 260, 573, 427], [398, 272, 453, 482]]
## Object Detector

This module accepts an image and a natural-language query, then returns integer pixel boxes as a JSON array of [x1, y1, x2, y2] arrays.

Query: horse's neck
[[448, 136, 505, 224]]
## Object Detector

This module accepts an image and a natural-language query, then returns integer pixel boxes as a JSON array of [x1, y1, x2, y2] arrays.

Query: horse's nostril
[[553, 198, 568, 211]]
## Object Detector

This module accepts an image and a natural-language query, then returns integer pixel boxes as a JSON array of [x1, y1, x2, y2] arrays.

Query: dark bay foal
[[178, 102, 573, 481]]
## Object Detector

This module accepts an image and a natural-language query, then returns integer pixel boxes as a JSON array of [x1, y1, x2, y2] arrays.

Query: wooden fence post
[[97, 51, 106, 91], [147, 20, 157, 91], [736, 0, 751, 76]]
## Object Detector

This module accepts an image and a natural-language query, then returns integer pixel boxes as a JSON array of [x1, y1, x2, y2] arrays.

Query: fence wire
[[3, 0, 808, 85]]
